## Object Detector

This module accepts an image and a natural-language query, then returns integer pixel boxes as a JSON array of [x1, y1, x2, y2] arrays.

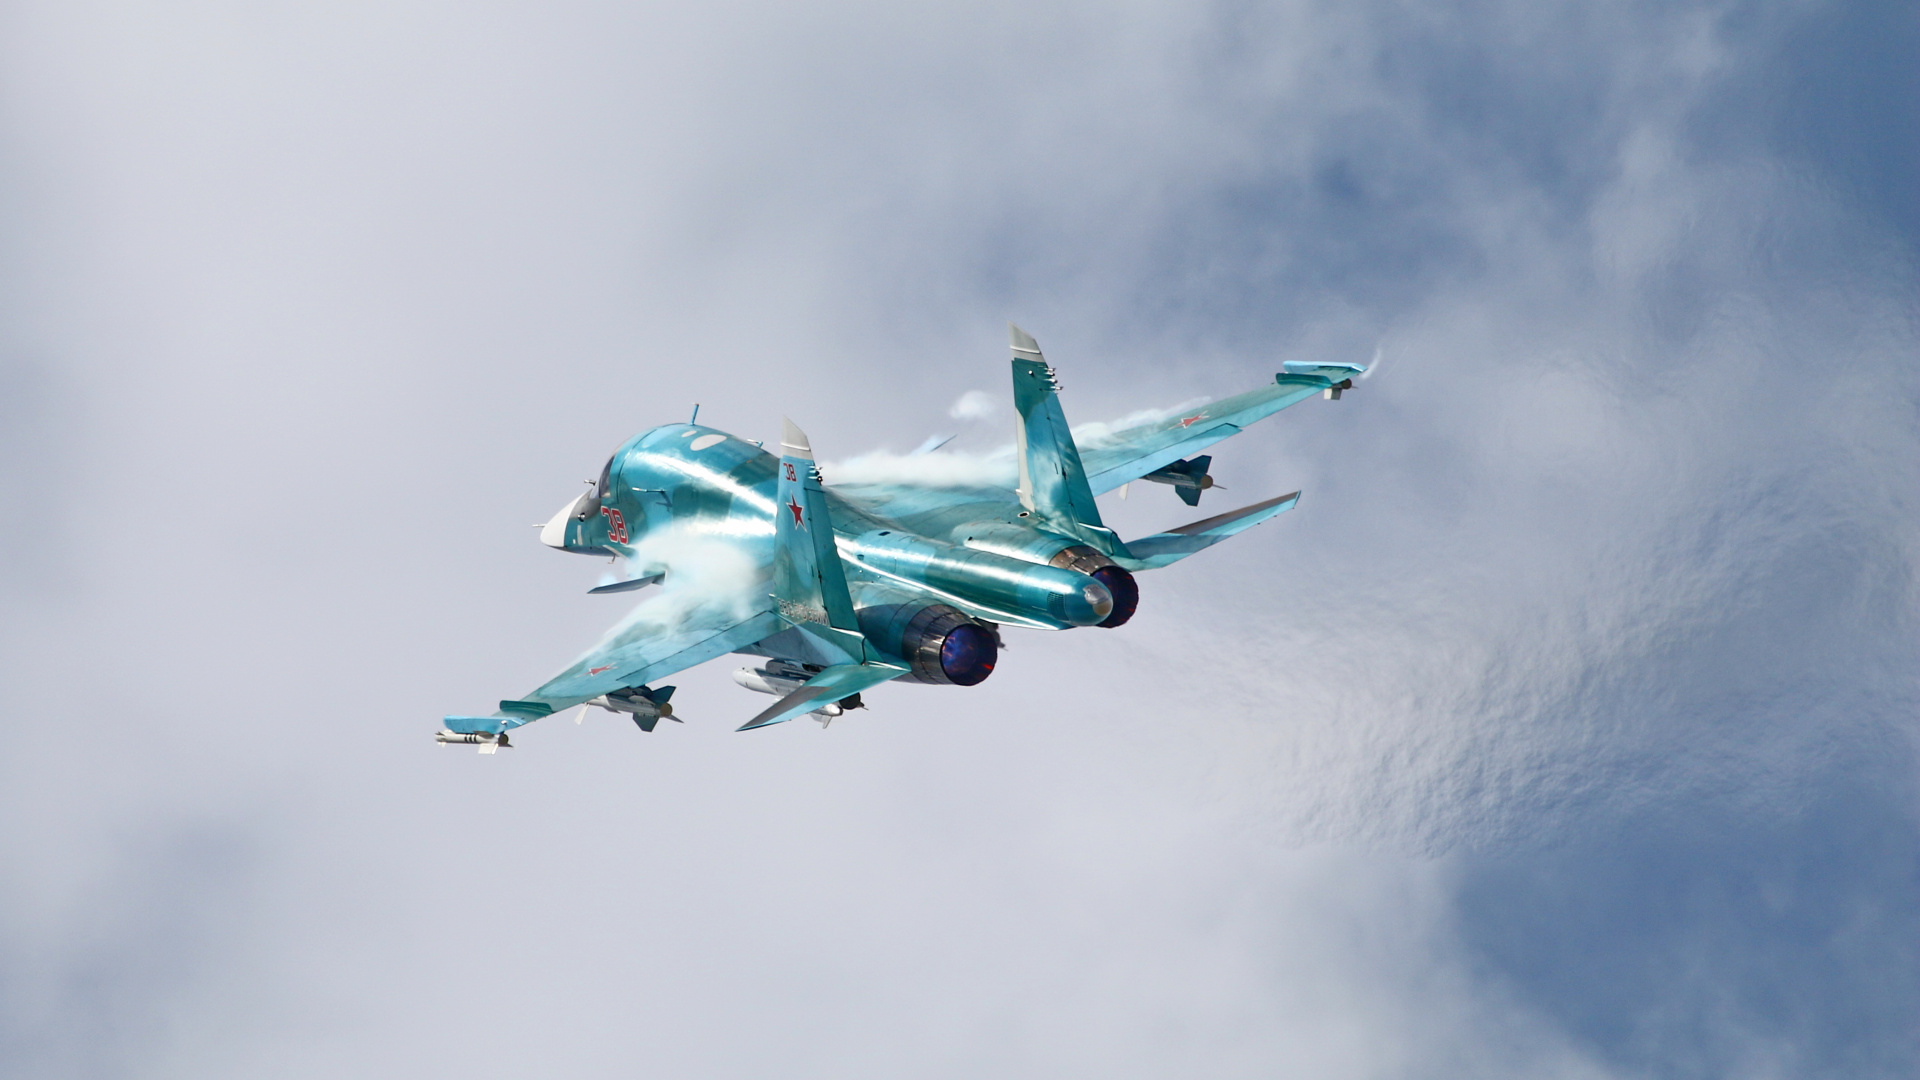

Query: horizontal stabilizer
[[1115, 491, 1301, 571], [737, 662, 908, 731]]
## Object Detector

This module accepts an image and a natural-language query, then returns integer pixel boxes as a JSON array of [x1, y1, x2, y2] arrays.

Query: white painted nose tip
[[540, 492, 591, 549]]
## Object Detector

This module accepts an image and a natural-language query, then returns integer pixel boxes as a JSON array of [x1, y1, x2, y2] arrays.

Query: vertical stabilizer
[[773, 417, 861, 634], [1009, 325, 1114, 552], [751, 418, 907, 726]]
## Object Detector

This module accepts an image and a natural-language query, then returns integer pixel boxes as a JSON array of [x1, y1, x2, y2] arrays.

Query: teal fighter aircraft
[[438, 327, 1361, 751]]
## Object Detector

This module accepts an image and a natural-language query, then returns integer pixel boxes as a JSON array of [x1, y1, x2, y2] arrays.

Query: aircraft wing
[[1077, 362, 1363, 495], [444, 597, 781, 734]]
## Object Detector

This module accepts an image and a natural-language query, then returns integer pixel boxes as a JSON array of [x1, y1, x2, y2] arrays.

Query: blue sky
[[1, 2, 1915, 1076]]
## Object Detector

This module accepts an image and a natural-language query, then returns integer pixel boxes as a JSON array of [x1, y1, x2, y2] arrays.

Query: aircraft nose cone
[[1061, 578, 1115, 626], [540, 491, 592, 549]]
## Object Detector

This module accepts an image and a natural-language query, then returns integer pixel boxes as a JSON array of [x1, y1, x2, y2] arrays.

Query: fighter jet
[[438, 326, 1361, 750]]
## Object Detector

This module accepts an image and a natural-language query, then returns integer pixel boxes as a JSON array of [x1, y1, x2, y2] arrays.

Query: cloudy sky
[[1, 1, 1915, 1077]]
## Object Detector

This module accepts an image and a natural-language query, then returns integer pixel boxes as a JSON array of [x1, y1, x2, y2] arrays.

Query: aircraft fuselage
[[540, 423, 1133, 633]]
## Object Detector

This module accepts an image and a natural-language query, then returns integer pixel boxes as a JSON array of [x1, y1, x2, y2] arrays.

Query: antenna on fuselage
[[689, 403, 700, 424]]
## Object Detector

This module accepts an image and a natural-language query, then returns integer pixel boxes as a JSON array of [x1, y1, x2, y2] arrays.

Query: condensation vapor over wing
[[0, 2, 1913, 1078]]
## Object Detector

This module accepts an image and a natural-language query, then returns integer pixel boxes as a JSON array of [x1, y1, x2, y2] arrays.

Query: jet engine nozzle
[[854, 603, 998, 685], [1090, 566, 1138, 628], [932, 620, 999, 684], [1048, 545, 1138, 627]]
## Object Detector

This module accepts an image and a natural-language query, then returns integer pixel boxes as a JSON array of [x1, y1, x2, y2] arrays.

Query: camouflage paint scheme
[[440, 326, 1362, 745]]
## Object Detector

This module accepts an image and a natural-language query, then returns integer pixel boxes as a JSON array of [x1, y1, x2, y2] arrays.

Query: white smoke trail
[[824, 397, 1215, 487], [824, 447, 1018, 487], [1070, 398, 1212, 450]]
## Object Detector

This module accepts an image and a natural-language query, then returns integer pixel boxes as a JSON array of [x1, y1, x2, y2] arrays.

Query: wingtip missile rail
[[436, 730, 511, 752]]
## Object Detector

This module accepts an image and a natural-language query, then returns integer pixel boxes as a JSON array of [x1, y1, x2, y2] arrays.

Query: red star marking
[[786, 496, 806, 527], [587, 665, 613, 675], [1178, 412, 1208, 428]]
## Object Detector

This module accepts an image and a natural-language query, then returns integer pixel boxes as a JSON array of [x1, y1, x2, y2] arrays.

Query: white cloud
[[947, 389, 999, 421], [0, 0, 1913, 1076]]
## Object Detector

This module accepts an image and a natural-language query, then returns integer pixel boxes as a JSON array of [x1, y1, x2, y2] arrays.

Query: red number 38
[[600, 506, 628, 543]]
